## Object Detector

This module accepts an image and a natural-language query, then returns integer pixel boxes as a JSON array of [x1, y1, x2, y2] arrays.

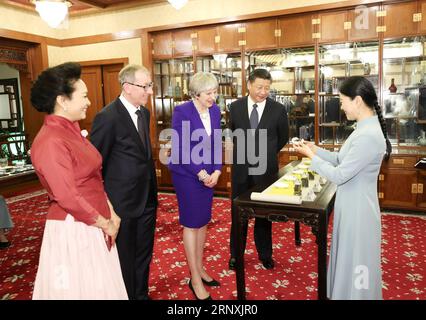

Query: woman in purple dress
[[169, 72, 222, 300]]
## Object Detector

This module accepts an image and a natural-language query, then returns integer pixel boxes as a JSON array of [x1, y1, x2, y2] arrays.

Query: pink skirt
[[32, 214, 128, 300]]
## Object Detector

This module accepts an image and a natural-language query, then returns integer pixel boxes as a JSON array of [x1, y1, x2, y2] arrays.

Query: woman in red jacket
[[30, 62, 127, 299]]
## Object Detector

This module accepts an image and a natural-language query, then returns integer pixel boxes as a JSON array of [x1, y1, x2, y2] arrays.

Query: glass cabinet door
[[318, 41, 379, 145], [246, 47, 316, 141], [382, 36, 426, 147], [196, 53, 243, 130], [154, 57, 194, 141]]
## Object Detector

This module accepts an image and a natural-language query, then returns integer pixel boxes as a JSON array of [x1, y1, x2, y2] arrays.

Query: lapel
[[140, 106, 152, 158], [257, 98, 274, 130], [114, 99, 145, 153], [209, 104, 219, 132]]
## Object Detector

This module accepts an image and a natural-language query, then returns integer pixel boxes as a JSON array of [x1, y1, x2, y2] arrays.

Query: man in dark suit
[[90, 64, 157, 300], [228, 68, 288, 270]]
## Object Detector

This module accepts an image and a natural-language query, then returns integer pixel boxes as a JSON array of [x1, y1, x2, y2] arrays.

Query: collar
[[44, 114, 82, 138], [247, 95, 266, 109], [119, 94, 140, 114], [357, 115, 378, 129]]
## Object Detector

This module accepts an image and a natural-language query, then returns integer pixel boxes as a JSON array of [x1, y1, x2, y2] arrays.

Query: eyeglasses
[[123, 82, 154, 91]]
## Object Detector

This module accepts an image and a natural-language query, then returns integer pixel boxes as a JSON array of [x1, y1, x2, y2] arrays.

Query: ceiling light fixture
[[167, 0, 188, 10], [31, 0, 71, 28]]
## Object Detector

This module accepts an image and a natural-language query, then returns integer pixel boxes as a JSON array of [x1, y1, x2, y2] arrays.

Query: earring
[[63, 107, 68, 112]]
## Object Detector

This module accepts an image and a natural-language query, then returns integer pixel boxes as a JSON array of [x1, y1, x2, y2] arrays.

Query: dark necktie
[[135, 109, 151, 158], [250, 103, 259, 129]]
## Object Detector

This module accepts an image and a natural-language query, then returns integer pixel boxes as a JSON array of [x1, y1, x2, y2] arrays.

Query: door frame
[[78, 58, 129, 67]]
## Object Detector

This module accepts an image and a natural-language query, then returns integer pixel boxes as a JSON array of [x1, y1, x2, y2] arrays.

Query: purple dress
[[169, 101, 222, 228]]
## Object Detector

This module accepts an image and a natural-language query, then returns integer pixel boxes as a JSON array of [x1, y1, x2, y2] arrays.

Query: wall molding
[[78, 57, 129, 66], [0, 28, 60, 46]]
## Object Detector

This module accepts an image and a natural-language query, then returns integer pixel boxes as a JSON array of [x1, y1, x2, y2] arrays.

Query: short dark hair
[[248, 68, 272, 83], [30, 62, 82, 114]]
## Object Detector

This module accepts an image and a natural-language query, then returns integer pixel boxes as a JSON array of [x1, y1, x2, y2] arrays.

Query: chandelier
[[167, 0, 188, 10], [31, 0, 71, 28]]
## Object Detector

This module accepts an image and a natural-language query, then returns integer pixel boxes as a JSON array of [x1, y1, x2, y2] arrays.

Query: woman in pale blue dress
[[294, 76, 392, 300]]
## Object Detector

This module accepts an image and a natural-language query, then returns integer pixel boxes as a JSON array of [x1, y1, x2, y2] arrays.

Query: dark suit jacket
[[168, 101, 222, 177], [90, 98, 157, 219], [229, 96, 288, 185]]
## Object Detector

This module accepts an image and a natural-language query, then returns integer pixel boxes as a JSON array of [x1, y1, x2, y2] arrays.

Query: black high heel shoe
[[188, 280, 212, 300], [202, 278, 220, 287]]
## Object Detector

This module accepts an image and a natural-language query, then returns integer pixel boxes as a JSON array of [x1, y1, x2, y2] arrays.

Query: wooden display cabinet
[[417, 169, 426, 209], [278, 13, 316, 47], [383, 1, 419, 38], [378, 154, 426, 211], [318, 5, 380, 43], [420, 0, 426, 34], [146, 0, 426, 212], [243, 18, 279, 51], [151, 32, 173, 59]]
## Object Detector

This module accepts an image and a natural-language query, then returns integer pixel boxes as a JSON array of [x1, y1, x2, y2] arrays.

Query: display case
[[153, 57, 194, 138], [196, 53, 243, 130], [382, 36, 426, 147], [246, 47, 316, 141], [318, 41, 379, 145], [145, 0, 426, 209]]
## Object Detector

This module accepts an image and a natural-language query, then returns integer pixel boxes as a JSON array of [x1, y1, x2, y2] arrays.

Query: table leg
[[294, 221, 301, 246], [233, 204, 246, 300]]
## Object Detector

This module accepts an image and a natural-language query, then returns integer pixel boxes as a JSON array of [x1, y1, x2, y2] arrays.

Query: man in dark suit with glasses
[[90, 64, 157, 300]]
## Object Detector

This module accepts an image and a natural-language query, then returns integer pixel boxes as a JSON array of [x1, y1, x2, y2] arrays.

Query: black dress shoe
[[228, 258, 236, 270], [261, 258, 275, 269], [0, 241, 10, 250], [188, 280, 212, 300], [202, 278, 220, 287]]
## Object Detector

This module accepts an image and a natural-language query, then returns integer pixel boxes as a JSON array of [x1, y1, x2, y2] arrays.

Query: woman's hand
[[106, 199, 121, 246], [293, 140, 317, 159], [103, 219, 119, 248], [107, 201, 121, 230], [204, 170, 221, 188], [94, 215, 119, 250], [303, 141, 317, 153]]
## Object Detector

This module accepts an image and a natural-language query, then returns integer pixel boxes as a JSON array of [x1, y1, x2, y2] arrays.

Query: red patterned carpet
[[0, 191, 425, 300]]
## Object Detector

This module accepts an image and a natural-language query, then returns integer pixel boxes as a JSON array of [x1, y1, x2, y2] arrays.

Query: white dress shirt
[[199, 111, 212, 136], [247, 96, 266, 124], [119, 95, 140, 131]]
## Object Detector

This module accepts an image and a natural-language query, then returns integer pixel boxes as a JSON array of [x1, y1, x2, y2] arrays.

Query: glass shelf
[[382, 36, 426, 146], [246, 47, 316, 141], [153, 57, 194, 136], [196, 53, 243, 130], [318, 41, 379, 145]]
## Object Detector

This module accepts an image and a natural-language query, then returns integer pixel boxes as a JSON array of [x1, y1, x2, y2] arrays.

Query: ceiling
[[1, 0, 169, 14]]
